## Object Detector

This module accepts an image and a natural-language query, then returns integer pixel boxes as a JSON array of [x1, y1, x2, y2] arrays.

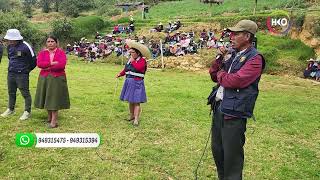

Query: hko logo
[[267, 16, 292, 35], [271, 18, 289, 27]]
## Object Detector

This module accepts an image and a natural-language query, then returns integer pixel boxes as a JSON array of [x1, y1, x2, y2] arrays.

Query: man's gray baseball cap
[[227, 20, 258, 34]]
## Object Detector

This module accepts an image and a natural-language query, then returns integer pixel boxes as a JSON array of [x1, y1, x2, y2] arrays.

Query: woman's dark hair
[[47, 35, 58, 43], [131, 48, 142, 57]]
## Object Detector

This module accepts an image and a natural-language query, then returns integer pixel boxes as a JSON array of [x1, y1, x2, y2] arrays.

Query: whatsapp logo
[[16, 133, 35, 147]]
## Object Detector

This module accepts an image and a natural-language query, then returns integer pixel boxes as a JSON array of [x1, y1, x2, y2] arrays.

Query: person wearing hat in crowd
[[1, 29, 36, 120], [311, 58, 319, 80], [66, 44, 73, 54], [167, 44, 175, 56], [155, 22, 163, 32], [34, 35, 70, 128], [304, 58, 315, 78], [129, 23, 135, 33], [175, 43, 184, 56], [209, 20, 265, 179], [116, 40, 151, 126]]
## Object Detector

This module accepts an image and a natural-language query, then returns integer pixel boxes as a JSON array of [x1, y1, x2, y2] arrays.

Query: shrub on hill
[[51, 18, 74, 42], [314, 22, 320, 37], [96, 4, 122, 17], [50, 16, 108, 43], [59, 0, 95, 17], [294, 12, 306, 29], [0, 11, 45, 51], [71, 16, 105, 39]]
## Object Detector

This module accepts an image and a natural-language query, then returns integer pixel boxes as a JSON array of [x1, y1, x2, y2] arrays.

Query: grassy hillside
[[135, 0, 307, 20], [0, 58, 319, 179], [27, 0, 316, 75], [258, 33, 315, 74]]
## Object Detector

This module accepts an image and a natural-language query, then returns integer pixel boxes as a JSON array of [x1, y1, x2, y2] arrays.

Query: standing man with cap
[[209, 20, 265, 179], [1, 29, 36, 120]]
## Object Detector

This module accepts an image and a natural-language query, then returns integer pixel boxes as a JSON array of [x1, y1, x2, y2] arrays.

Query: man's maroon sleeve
[[217, 55, 263, 89], [209, 55, 223, 82]]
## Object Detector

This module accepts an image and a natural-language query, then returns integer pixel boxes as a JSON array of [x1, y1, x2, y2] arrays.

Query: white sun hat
[[4, 29, 23, 40]]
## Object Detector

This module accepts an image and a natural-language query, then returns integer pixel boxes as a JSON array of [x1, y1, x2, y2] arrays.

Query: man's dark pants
[[7, 73, 31, 112], [211, 101, 247, 180]]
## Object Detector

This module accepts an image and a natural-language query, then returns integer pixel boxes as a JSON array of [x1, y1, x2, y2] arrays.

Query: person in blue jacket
[[1, 29, 36, 120]]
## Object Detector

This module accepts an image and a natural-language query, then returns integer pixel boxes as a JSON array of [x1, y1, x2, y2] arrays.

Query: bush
[[71, 16, 105, 39], [60, 0, 94, 17], [96, 3, 121, 17], [294, 12, 305, 28], [107, 8, 122, 17], [314, 23, 320, 37], [258, 46, 279, 73], [50, 16, 109, 44], [0, 11, 46, 51], [116, 17, 130, 24], [60, 2, 79, 17], [51, 18, 74, 42], [0, 0, 21, 12]]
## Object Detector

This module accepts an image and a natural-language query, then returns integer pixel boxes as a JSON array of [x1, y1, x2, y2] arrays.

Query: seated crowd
[[113, 23, 135, 34], [66, 35, 129, 62], [150, 20, 182, 33], [65, 25, 231, 61], [147, 28, 230, 58]]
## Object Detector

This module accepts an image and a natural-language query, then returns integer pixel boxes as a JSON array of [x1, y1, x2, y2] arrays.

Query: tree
[[0, 11, 45, 50], [60, 1, 80, 17], [53, 0, 62, 12], [22, 0, 37, 18], [0, 0, 21, 12], [40, 0, 51, 13], [51, 18, 73, 41], [60, 0, 94, 17]]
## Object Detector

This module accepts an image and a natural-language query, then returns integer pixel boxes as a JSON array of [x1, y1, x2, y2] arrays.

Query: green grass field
[[0, 57, 319, 179]]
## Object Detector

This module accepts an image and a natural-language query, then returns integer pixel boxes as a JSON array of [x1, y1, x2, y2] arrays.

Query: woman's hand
[[116, 74, 121, 78], [51, 61, 58, 65]]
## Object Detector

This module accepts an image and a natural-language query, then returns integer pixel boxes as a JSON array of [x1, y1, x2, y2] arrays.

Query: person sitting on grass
[[310, 59, 318, 79], [304, 58, 315, 78], [65, 44, 72, 54], [156, 22, 163, 32], [175, 43, 185, 56]]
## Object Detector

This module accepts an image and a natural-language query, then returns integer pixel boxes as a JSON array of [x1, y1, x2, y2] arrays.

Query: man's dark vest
[[220, 47, 265, 119], [7, 41, 33, 74], [124, 57, 146, 79]]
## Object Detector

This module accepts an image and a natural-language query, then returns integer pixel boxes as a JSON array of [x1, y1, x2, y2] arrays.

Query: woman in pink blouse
[[34, 36, 70, 128]]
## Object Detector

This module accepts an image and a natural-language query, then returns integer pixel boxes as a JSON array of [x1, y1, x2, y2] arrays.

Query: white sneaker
[[19, 111, 31, 120], [1, 109, 15, 117]]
